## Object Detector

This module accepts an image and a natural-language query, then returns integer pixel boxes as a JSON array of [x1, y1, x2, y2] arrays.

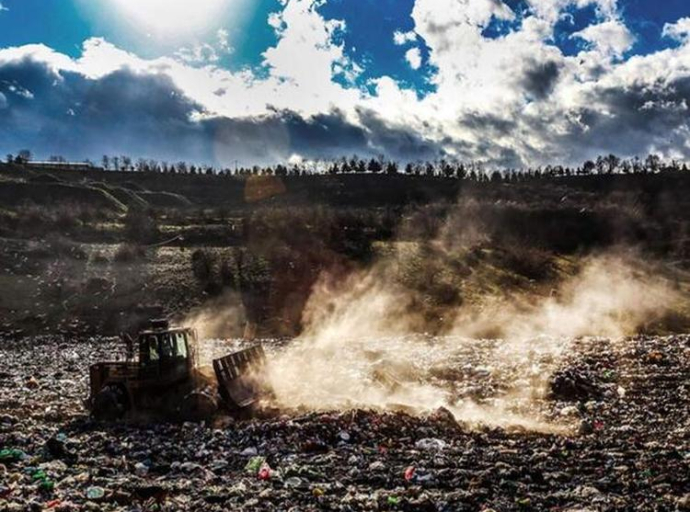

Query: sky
[[0, 0, 689, 168]]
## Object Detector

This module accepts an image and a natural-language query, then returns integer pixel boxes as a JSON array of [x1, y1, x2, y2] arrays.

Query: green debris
[[31, 469, 55, 493], [244, 456, 266, 474], [0, 449, 26, 463]]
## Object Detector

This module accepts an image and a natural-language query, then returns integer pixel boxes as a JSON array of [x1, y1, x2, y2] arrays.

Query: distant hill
[[0, 180, 127, 212]]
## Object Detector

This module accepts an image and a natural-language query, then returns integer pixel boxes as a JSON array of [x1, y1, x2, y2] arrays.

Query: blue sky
[[0, 0, 689, 166], [0, 0, 281, 70], [0, 0, 683, 79]]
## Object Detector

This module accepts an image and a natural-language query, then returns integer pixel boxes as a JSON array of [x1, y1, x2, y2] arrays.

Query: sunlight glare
[[111, 0, 229, 35]]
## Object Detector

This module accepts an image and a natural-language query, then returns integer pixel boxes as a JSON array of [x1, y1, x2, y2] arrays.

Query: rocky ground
[[0, 335, 689, 511]]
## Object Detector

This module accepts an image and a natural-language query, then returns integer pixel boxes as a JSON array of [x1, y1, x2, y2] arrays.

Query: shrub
[[114, 243, 146, 263], [45, 236, 87, 261], [84, 277, 113, 294], [501, 245, 554, 281], [191, 249, 216, 283], [54, 208, 80, 233], [220, 258, 236, 289], [90, 251, 109, 265], [123, 208, 159, 244]]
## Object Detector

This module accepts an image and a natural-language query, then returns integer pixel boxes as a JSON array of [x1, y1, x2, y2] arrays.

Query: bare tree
[[645, 154, 661, 172], [603, 154, 621, 174], [17, 149, 32, 163]]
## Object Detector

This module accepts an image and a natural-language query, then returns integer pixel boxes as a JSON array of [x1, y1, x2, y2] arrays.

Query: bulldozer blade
[[213, 344, 268, 412]]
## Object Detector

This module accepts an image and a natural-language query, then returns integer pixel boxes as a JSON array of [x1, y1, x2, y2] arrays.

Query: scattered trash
[[404, 466, 415, 481], [134, 462, 149, 477], [677, 494, 690, 510], [559, 405, 579, 416], [387, 496, 401, 505], [428, 406, 457, 425], [45, 435, 77, 463], [32, 468, 55, 492], [245, 456, 266, 474], [283, 476, 302, 489], [0, 449, 26, 463], [85, 486, 106, 501], [0, 335, 687, 510], [415, 438, 447, 451], [550, 367, 602, 401], [258, 464, 272, 481], [368, 461, 386, 471]]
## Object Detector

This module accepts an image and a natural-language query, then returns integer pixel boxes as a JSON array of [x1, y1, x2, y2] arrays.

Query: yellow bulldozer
[[86, 319, 269, 421]]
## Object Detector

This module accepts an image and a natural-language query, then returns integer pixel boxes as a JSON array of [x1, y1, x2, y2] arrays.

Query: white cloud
[[0, 92, 7, 109], [573, 20, 634, 57], [393, 30, 416, 45], [267, 12, 283, 29], [663, 17, 690, 43], [386, 0, 690, 165], [216, 28, 233, 53], [0, 3, 7, 12], [49, 0, 360, 119], [529, 0, 618, 24], [405, 48, 422, 70], [77, 38, 146, 78], [174, 28, 234, 65], [1, 0, 690, 167], [0, 43, 78, 74], [259, 0, 361, 114], [175, 43, 221, 64]]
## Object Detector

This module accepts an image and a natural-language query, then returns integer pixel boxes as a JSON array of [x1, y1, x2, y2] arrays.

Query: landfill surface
[[0, 335, 689, 511]]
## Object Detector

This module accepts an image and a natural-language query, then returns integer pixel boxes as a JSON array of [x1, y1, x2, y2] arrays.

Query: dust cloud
[[453, 252, 677, 339], [264, 252, 680, 432], [181, 291, 246, 362]]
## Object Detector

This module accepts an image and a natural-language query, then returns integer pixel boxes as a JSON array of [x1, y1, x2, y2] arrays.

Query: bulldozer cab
[[137, 323, 197, 382]]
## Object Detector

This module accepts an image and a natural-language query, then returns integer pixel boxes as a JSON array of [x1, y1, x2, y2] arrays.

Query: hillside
[[2, 162, 690, 337]]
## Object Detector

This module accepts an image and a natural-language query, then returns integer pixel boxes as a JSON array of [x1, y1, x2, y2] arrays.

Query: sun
[[111, 0, 229, 35]]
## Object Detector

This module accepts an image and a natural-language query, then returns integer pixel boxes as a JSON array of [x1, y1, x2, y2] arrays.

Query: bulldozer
[[86, 319, 269, 421]]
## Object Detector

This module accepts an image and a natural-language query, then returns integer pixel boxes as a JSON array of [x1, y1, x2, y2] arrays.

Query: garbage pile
[[0, 335, 688, 510]]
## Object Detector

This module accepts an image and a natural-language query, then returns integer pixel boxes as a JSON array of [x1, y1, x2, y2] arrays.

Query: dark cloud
[[521, 60, 562, 99], [1, 48, 689, 169], [525, 74, 690, 164], [460, 111, 517, 136], [0, 55, 445, 165], [356, 108, 445, 160], [206, 109, 371, 164], [0, 58, 210, 161]]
